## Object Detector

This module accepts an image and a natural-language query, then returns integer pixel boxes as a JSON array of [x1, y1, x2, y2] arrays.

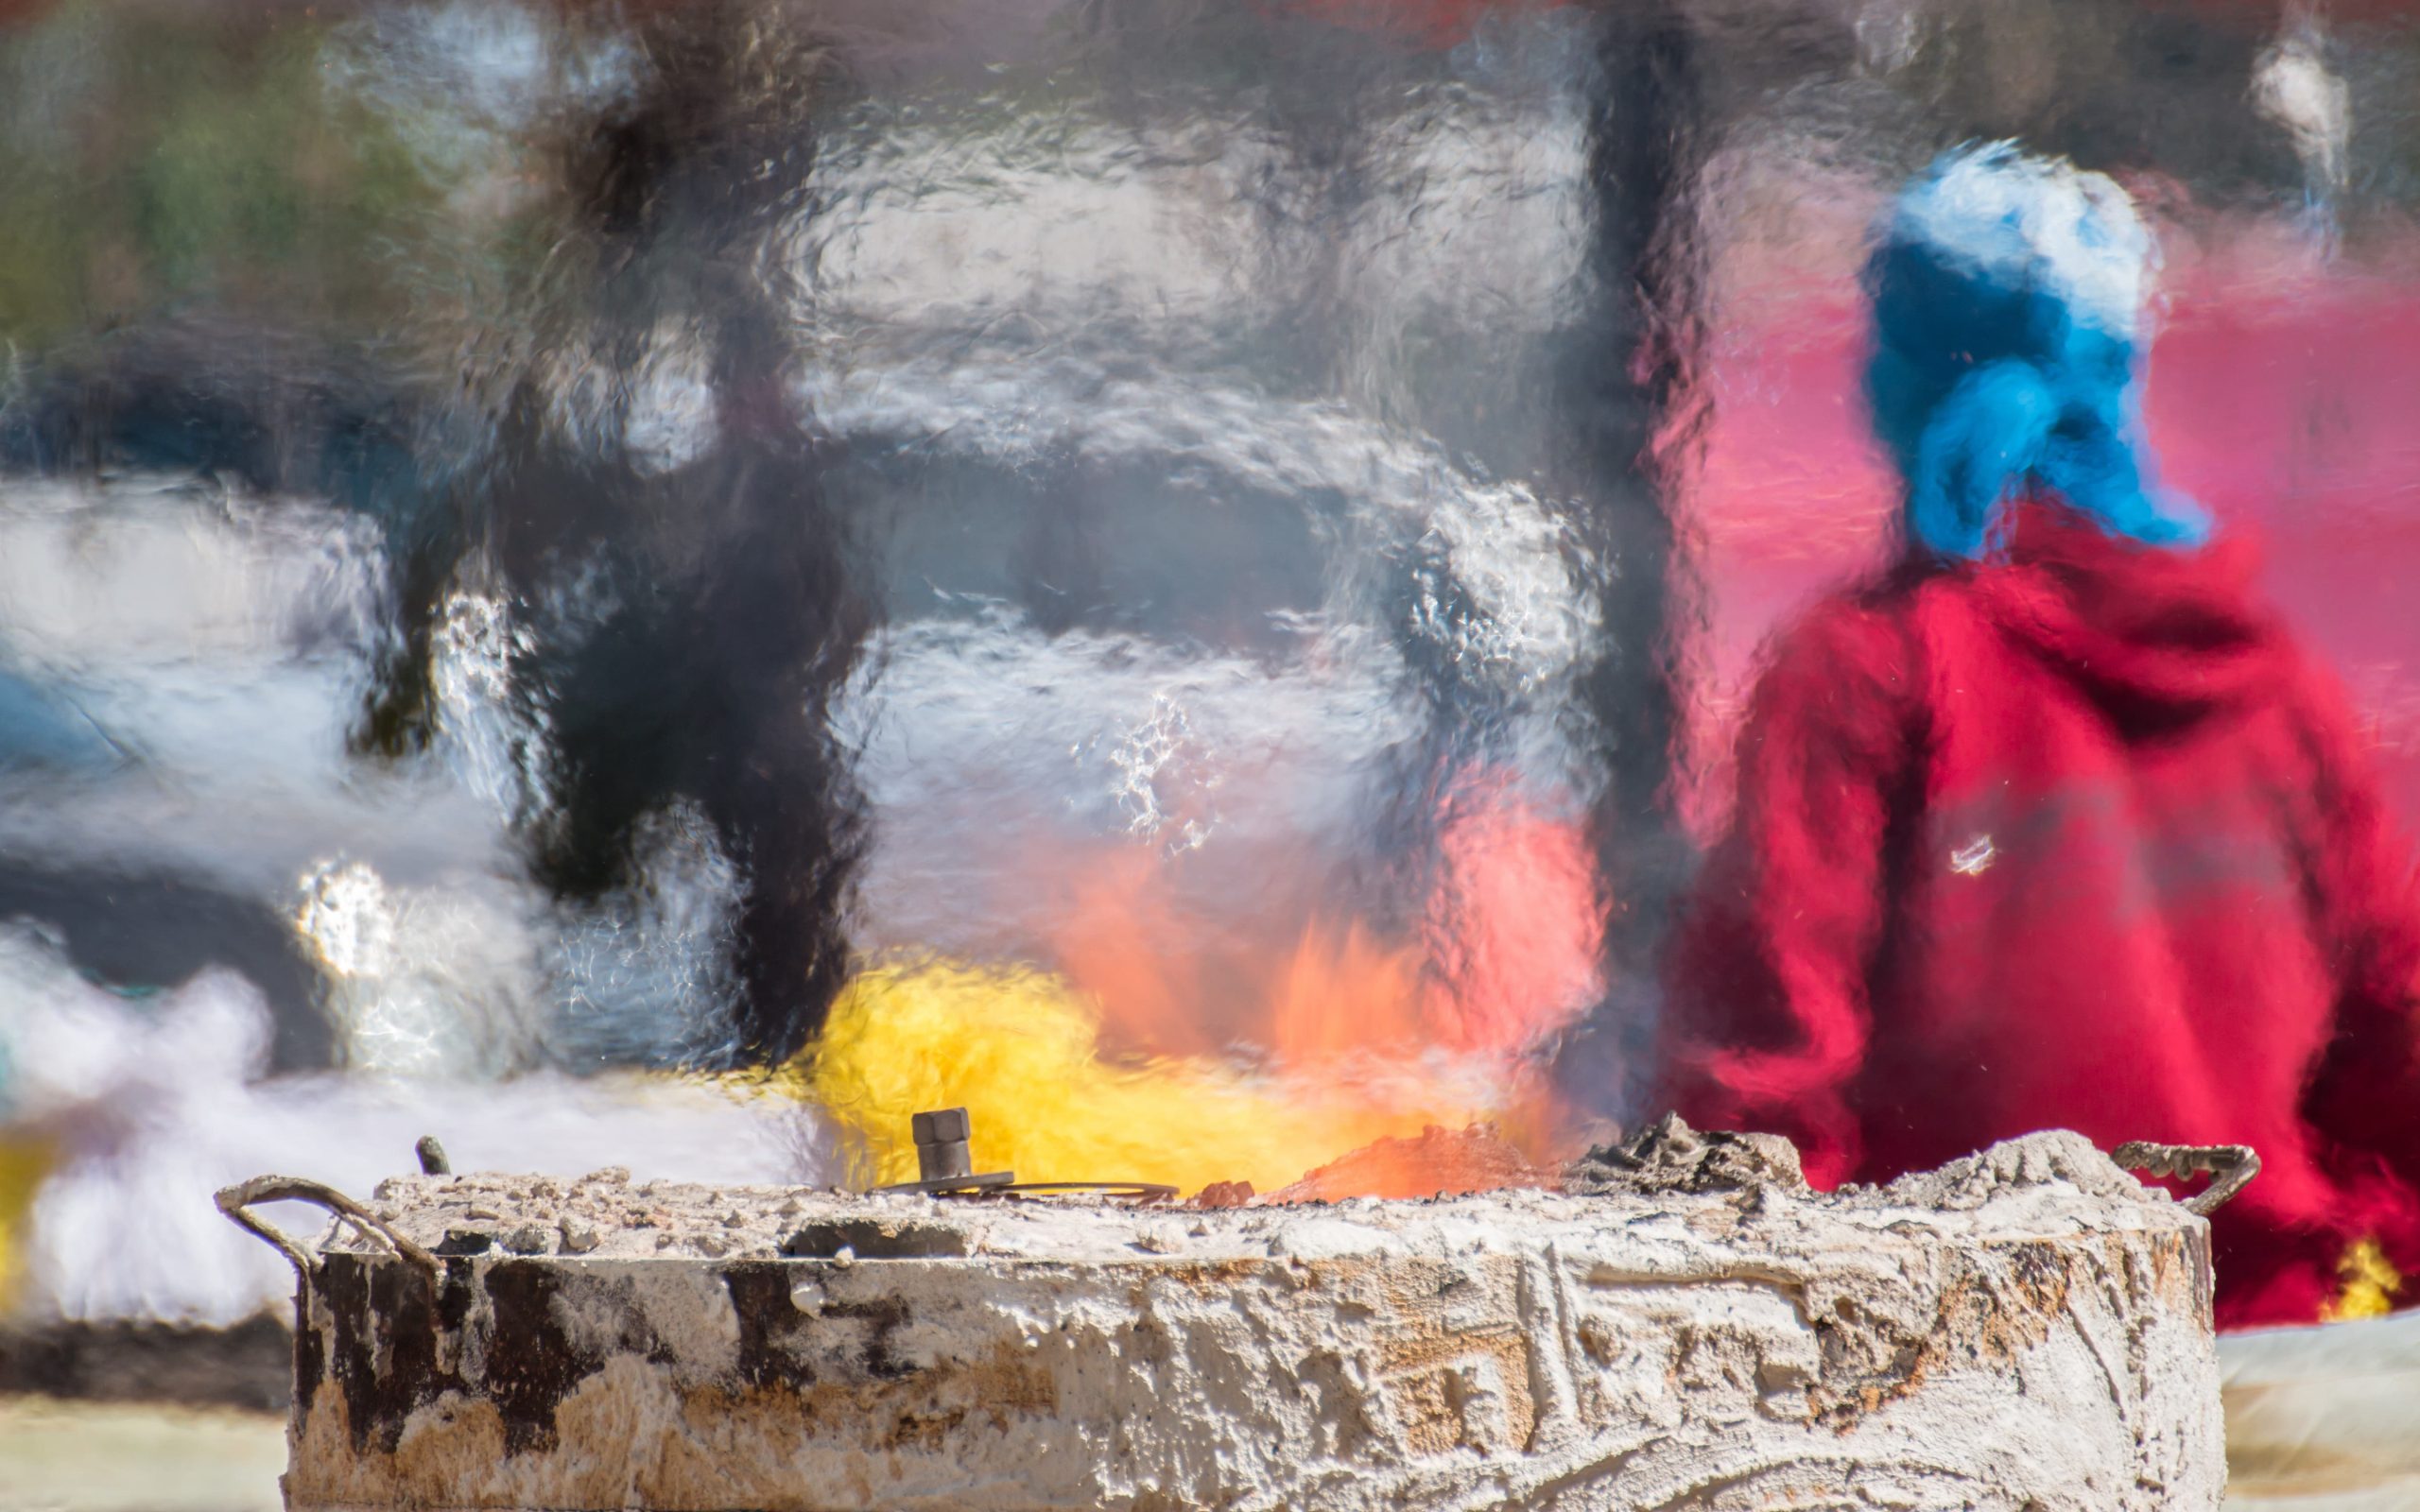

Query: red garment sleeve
[[1661, 596, 1919, 1188], [2287, 663, 2420, 1195]]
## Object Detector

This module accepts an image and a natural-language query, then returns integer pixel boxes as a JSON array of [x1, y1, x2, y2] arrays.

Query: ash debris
[[1561, 1119, 2216, 1214], [336, 1125, 2195, 1271], [1563, 1111, 1808, 1196], [359, 1165, 821, 1263], [1881, 1127, 2176, 1210]]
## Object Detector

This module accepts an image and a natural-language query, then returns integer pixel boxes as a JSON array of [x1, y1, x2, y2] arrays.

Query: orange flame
[[1269, 919, 1428, 1064], [1421, 775, 1608, 1055], [1265, 1124, 1559, 1204], [793, 769, 1609, 1197]]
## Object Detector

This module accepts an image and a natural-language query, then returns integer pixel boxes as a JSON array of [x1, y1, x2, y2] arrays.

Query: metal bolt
[[912, 1107, 976, 1183], [871, 1108, 1014, 1195]]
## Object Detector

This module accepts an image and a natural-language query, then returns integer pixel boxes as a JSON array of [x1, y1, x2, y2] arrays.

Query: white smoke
[[0, 923, 827, 1327]]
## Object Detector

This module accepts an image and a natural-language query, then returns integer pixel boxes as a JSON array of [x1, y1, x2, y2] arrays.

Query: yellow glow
[[0, 1134, 55, 1317], [776, 959, 1515, 1196], [2321, 1235, 2404, 1323]]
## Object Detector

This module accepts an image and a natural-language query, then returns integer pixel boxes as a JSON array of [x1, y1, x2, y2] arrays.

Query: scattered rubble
[[1562, 1110, 1807, 1195]]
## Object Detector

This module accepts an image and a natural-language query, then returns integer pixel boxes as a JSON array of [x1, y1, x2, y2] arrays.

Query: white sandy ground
[[0, 1395, 285, 1512], [2220, 1308, 2420, 1509], [0, 1314, 2412, 1511]]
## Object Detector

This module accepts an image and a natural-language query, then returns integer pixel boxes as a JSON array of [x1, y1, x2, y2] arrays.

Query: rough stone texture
[[274, 1130, 2222, 1511], [1563, 1112, 1806, 1197]]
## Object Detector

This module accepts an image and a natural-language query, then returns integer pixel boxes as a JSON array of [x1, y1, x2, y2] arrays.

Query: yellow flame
[[2321, 1236, 2405, 1323], [0, 1134, 54, 1317], [775, 959, 1515, 1195]]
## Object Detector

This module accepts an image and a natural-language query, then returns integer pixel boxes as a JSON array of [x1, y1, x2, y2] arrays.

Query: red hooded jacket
[[1665, 497, 2420, 1329]]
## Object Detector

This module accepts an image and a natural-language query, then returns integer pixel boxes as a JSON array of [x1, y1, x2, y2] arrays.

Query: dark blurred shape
[[0, 867, 329, 1073], [465, 0, 868, 1064], [1566, 0, 1707, 979], [1912, 0, 2300, 188], [0, 0, 872, 1065], [0, 320, 403, 503], [0, 1313, 292, 1412], [1536, 0, 1736, 1122]]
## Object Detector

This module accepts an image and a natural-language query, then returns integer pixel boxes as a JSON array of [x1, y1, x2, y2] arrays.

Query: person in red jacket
[[1662, 142, 2420, 1329]]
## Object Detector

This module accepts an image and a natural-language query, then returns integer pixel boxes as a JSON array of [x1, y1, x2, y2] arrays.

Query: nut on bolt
[[871, 1108, 1013, 1195], [912, 1108, 976, 1183]]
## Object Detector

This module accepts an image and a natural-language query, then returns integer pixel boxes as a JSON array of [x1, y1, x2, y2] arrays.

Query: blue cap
[[1865, 143, 2209, 559]]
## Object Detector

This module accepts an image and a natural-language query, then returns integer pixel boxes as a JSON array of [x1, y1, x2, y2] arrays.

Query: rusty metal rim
[[2112, 1142, 2260, 1217], [971, 1181, 1181, 1205], [868, 1174, 1179, 1204], [216, 1173, 442, 1279], [873, 1170, 1017, 1196]]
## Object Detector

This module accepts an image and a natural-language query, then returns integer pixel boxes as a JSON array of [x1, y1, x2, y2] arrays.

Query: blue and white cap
[[1865, 143, 2206, 559], [1892, 144, 2154, 342]]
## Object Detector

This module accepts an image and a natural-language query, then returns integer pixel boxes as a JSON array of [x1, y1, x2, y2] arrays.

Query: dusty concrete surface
[[255, 1128, 2223, 1510]]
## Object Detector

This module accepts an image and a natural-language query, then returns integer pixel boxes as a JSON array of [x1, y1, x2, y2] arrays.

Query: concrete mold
[[229, 1129, 2226, 1510]]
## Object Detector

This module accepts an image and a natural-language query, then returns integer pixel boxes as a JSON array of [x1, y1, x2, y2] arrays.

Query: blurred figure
[[1663, 143, 2420, 1329]]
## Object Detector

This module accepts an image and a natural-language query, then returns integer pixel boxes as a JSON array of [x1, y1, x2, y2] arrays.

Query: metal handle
[[2112, 1142, 2260, 1217], [215, 1174, 440, 1280]]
